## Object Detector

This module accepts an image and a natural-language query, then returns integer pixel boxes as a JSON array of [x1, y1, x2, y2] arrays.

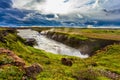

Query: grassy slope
[[0, 28, 120, 80], [91, 44, 120, 74]]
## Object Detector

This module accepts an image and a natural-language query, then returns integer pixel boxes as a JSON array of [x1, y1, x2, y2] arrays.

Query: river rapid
[[17, 29, 88, 58]]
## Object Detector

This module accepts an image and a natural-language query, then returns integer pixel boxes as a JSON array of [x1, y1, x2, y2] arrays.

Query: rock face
[[44, 31, 119, 56], [61, 58, 72, 66]]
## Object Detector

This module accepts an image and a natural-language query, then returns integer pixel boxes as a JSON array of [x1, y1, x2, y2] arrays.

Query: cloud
[[0, 0, 120, 27], [12, 0, 45, 11], [12, 0, 120, 20], [0, 0, 13, 8]]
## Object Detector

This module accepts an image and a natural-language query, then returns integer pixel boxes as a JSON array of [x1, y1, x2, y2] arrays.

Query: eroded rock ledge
[[43, 31, 120, 56]]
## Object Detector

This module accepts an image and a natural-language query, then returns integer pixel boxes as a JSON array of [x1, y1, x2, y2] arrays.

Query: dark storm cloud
[[0, 0, 13, 8]]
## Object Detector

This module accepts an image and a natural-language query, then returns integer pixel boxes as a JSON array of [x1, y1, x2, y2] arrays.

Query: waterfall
[[17, 29, 88, 58]]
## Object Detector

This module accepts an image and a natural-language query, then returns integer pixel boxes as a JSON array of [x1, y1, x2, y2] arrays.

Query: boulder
[[24, 63, 43, 80], [61, 58, 72, 66], [25, 38, 37, 46]]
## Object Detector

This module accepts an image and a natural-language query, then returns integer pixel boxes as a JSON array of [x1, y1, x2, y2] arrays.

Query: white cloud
[[12, 0, 120, 21]]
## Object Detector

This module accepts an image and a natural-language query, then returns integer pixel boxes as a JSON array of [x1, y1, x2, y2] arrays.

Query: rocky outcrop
[[44, 31, 119, 56], [0, 48, 43, 79]]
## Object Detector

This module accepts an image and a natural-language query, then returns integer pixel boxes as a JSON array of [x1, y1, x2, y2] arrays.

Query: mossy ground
[[0, 28, 120, 80]]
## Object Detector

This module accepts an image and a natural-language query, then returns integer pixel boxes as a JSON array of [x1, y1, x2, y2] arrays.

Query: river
[[17, 29, 88, 58]]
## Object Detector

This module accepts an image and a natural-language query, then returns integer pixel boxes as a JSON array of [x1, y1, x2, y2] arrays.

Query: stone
[[61, 58, 72, 66], [24, 63, 43, 80], [25, 38, 37, 46]]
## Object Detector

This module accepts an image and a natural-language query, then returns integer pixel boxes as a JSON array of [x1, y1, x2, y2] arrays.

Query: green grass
[[90, 44, 120, 74], [0, 28, 120, 80], [52, 28, 120, 41], [52, 28, 120, 35], [0, 54, 14, 65], [53, 31, 88, 40], [0, 65, 24, 80]]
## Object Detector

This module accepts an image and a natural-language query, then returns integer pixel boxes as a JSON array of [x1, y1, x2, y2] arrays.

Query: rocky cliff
[[43, 31, 119, 55]]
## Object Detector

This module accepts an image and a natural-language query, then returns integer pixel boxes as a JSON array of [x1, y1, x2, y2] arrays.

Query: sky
[[0, 0, 120, 27]]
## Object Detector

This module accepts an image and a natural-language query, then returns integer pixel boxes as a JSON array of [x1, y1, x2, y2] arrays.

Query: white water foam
[[17, 29, 88, 58]]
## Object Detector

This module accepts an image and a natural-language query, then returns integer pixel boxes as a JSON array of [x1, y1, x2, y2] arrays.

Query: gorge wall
[[43, 31, 119, 56]]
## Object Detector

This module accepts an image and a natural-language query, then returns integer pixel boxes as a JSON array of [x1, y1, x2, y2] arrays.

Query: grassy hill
[[0, 28, 120, 80]]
